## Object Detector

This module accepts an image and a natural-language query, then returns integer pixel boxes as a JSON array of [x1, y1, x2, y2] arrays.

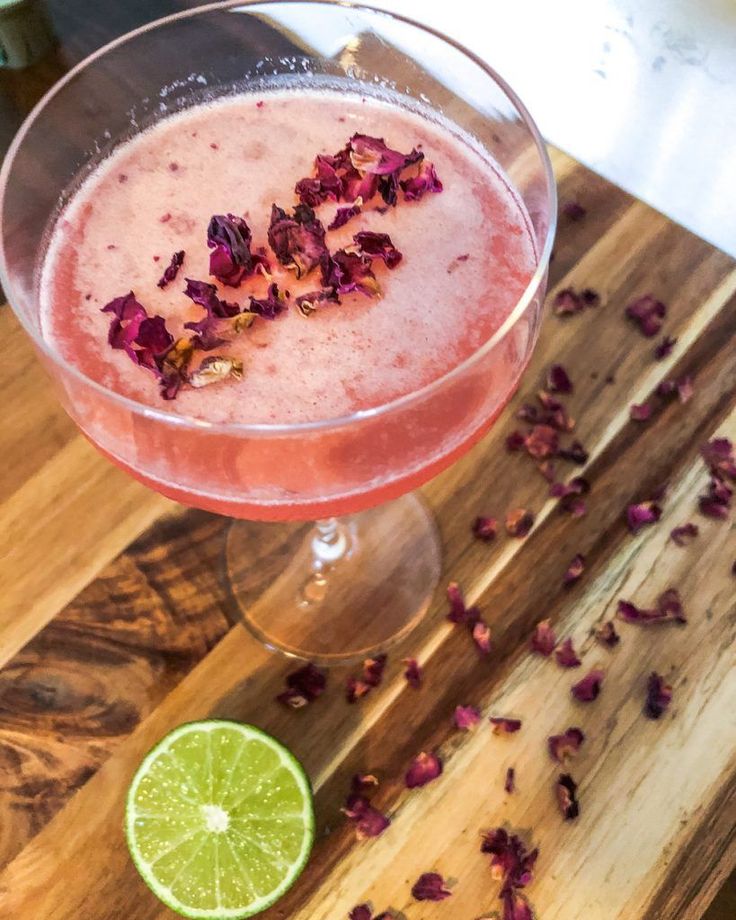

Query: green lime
[[125, 720, 315, 919]]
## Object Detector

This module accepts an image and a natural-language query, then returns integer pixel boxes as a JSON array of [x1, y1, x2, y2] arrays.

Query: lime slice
[[125, 720, 315, 919]]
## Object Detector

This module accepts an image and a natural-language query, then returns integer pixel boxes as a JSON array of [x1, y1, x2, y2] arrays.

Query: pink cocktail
[[0, 2, 555, 662]]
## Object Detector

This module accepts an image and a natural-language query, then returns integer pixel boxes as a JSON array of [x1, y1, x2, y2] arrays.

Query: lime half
[[125, 720, 315, 918]]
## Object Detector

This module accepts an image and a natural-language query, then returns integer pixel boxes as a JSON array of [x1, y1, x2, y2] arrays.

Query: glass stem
[[311, 517, 350, 565]]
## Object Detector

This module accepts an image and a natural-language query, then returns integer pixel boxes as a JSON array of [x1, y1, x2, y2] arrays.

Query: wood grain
[[0, 146, 734, 919]]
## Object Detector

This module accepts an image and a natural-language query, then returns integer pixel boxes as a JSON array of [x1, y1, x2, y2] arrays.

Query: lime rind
[[125, 720, 315, 919]]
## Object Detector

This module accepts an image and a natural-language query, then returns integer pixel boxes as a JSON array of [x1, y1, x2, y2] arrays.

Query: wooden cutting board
[[0, 145, 734, 920]]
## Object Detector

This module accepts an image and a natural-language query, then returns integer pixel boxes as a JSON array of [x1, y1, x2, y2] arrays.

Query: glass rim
[[0, 0, 557, 436]]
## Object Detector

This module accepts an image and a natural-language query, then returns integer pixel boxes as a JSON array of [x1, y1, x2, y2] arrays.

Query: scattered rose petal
[[524, 424, 559, 459], [411, 872, 451, 902], [350, 906, 393, 920], [654, 335, 677, 360], [546, 363, 573, 393], [670, 523, 699, 546], [617, 588, 686, 626], [553, 288, 583, 316], [656, 379, 677, 400], [480, 827, 538, 893], [563, 553, 585, 586], [346, 654, 388, 702], [403, 658, 422, 689], [454, 705, 481, 730], [556, 773, 580, 820], [294, 287, 339, 316], [645, 671, 673, 720], [249, 282, 288, 319], [551, 476, 590, 515], [353, 230, 402, 268], [625, 294, 667, 337], [349, 133, 423, 177], [501, 891, 534, 920], [446, 581, 480, 625], [581, 288, 600, 307], [699, 478, 732, 519], [595, 620, 620, 647], [562, 201, 586, 221], [505, 767, 516, 794], [701, 438, 736, 480], [341, 794, 390, 839], [558, 440, 589, 465], [207, 214, 256, 286], [328, 202, 362, 230], [268, 203, 328, 278], [156, 249, 185, 288], [538, 460, 557, 482], [677, 375, 694, 404], [352, 773, 379, 794], [473, 516, 498, 542], [571, 668, 604, 702], [536, 390, 575, 432], [531, 619, 556, 656], [506, 508, 535, 537], [405, 751, 443, 788], [276, 663, 327, 708], [401, 160, 443, 201], [506, 430, 526, 452], [630, 402, 652, 422], [472, 619, 492, 655], [626, 500, 662, 534], [555, 637, 582, 668], [489, 717, 522, 734], [548, 727, 585, 763], [188, 355, 243, 389]]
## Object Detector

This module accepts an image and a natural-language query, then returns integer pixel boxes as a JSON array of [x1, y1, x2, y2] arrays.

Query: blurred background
[[1, 0, 734, 915]]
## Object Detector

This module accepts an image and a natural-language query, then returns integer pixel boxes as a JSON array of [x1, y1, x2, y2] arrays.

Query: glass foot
[[225, 493, 442, 665]]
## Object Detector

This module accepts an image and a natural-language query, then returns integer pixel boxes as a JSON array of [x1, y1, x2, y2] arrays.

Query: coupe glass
[[0, 1, 555, 664]]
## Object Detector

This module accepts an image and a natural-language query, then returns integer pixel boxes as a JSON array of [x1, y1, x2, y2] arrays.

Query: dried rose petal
[[654, 335, 677, 360], [571, 668, 604, 702], [617, 589, 686, 626], [159, 338, 195, 400], [562, 200, 586, 221], [505, 767, 516, 794], [563, 553, 585, 586], [454, 705, 481, 730], [506, 508, 535, 538], [101, 293, 177, 395], [405, 751, 443, 788], [411, 872, 451, 902], [625, 294, 667, 337], [328, 202, 362, 230], [537, 390, 575, 432], [156, 250, 185, 288], [322, 249, 380, 297], [341, 794, 390, 839], [537, 460, 556, 482], [352, 773, 379, 794], [551, 476, 590, 515], [400, 160, 443, 201], [555, 637, 582, 668], [188, 355, 243, 389], [558, 440, 589, 465], [630, 403, 652, 422], [656, 379, 677, 400], [403, 658, 422, 689], [699, 480, 732, 519], [472, 619, 492, 655], [183, 278, 240, 348], [701, 438, 736, 480], [556, 773, 580, 820], [268, 203, 328, 278], [295, 287, 339, 317], [506, 430, 527, 452], [677, 375, 694, 404], [531, 619, 556, 656], [348, 906, 373, 920], [626, 500, 662, 534], [207, 214, 255, 287], [645, 671, 673, 719], [524, 424, 559, 459], [595, 620, 620, 647], [546, 363, 573, 393], [480, 827, 538, 890], [553, 288, 583, 316], [345, 654, 388, 703], [349, 133, 423, 177], [670, 521, 700, 546], [446, 581, 480, 625], [489, 717, 522, 735], [102, 291, 149, 352], [248, 282, 288, 320], [473, 516, 498, 542], [548, 727, 585, 763], [276, 662, 327, 708], [353, 231, 402, 269], [581, 288, 601, 307], [502, 891, 534, 920]]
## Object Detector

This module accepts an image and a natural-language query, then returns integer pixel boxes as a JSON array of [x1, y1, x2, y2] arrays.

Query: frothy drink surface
[[41, 88, 536, 425]]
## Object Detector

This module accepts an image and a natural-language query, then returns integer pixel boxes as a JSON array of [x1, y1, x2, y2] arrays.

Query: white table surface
[[362, 0, 736, 257]]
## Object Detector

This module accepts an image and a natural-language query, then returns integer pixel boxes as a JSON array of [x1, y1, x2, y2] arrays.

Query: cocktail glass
[[0, 1, 555, 664]]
